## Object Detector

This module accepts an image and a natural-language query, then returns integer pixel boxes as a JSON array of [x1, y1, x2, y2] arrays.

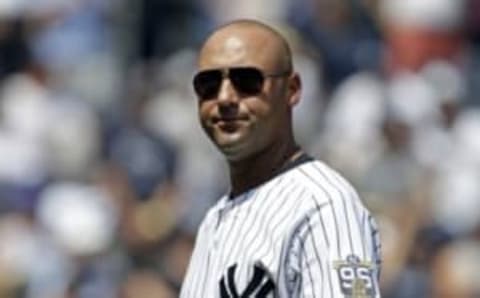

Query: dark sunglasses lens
[[230, 68, 264, 95], [193, 70, 222, 100]]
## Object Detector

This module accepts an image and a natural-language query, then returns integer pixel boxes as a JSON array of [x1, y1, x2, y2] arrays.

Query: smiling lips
[[212, 116, 248, 132], [212, 115, 248, 123]]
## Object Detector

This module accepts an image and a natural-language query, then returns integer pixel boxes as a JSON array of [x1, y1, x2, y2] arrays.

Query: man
[[181, 19, 381, 297]]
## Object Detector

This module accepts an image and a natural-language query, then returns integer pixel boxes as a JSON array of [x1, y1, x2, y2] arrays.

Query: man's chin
[[215, 137, 251, 161], [213, 130, 245, 147]]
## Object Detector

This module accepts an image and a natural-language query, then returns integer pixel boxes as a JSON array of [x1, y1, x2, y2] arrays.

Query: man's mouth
[[213, 115, 247, 124], [212, 116, 247, 132]]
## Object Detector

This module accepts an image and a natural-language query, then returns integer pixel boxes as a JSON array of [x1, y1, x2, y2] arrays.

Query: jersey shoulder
[[289, 159, 365, 212]]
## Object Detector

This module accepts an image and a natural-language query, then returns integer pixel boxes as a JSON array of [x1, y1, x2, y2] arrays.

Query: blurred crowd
[[0, 0, 479, 297]]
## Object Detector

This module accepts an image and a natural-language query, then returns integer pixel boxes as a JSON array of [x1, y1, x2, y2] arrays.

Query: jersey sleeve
[[282, 196, 382, 298]]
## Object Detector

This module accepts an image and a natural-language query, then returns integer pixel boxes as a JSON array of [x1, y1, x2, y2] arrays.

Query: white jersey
[[180, 156, 381, 297]]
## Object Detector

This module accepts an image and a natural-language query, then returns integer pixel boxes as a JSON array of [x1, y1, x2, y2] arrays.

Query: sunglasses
[[193, 67, 290, 100]]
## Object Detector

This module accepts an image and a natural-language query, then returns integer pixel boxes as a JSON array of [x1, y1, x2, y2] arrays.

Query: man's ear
[[287, 72, 301, 107]]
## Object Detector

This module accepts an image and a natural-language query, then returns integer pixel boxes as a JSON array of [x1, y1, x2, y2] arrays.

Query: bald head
[[198, 20, 293, 74]]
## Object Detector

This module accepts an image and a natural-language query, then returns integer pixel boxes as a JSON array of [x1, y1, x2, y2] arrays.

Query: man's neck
[[227, 140, 301, 198]]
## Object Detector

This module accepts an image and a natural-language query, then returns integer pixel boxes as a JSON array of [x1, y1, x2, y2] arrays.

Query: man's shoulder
[[291, 159, 354, 191], [290, 159, 362, 208]]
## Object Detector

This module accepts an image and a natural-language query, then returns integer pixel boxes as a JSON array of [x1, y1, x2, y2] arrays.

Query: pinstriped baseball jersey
[[180, 155, 382, 297]]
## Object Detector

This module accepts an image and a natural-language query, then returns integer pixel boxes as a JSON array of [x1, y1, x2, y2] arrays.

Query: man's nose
[[217, 78, 239, 105]]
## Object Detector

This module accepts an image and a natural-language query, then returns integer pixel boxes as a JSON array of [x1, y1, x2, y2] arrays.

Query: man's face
[[195, 28, 296, 162]]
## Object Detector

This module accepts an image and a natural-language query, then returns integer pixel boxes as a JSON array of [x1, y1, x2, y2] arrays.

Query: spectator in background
[[380, 0, 467, 74], [119, 269, 176, 298], [317, 0, 470, 200], [0, 17, 29, 79], [431, 239, 480, 297], [0, 1, 186, 297], [138, 0, 212, 61], [288, 0, 381, 90]]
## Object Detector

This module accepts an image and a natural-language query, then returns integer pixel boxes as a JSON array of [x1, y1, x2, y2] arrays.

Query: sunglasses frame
[[193, 66, 291, 101]]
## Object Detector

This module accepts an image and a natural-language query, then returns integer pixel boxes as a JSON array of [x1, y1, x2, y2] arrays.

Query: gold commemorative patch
[[334, 254, 376, 298]]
